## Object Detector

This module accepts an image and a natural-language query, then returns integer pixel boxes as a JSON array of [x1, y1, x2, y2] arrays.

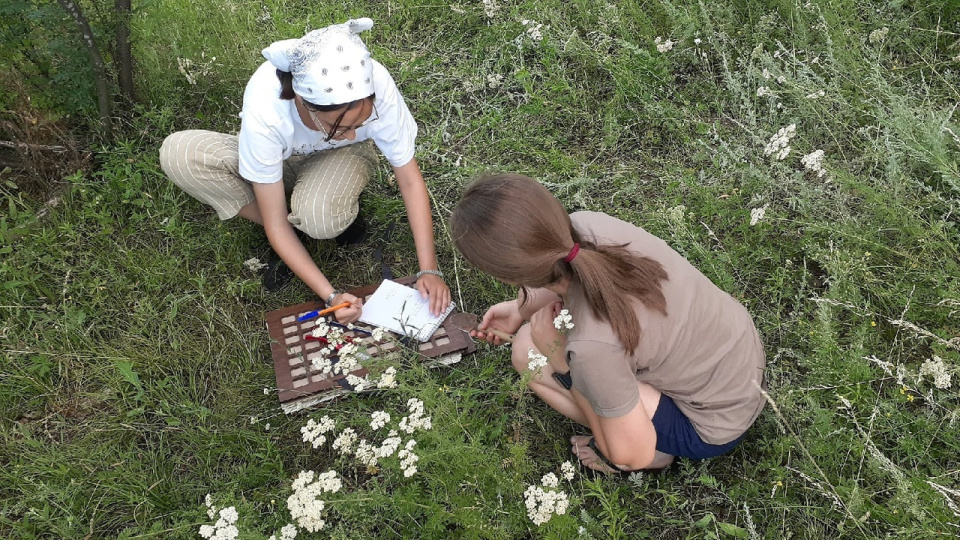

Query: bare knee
[[509, 324, 535, 374]]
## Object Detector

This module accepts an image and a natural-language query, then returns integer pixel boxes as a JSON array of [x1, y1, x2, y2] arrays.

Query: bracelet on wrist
[[325, 290, 341, 307], [416, 269, 444, 280]]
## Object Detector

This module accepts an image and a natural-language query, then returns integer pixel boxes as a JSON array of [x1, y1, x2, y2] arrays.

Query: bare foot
[[570, 435, 623, 474], [570, 435, 676, 473]]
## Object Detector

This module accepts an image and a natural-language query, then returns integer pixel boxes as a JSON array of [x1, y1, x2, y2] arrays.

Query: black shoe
[[335, 216, 369, 247], [262, 250, 294, 291]]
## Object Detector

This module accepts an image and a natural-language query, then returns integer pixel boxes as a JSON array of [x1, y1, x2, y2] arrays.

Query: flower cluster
[[553, 309, 575, 331], [301, 401, 429, 476], [869, 27, 889, 44], [370, 411, 391, 430], [377, 366, 398, 389], [287, 470, 342, 533], [399, 398, 432, 434], [267, 524, 298, 540], [398, 439, 419, 477], [523, 472, 570, 526], [763, 123, 797, 160], [332, 427, 358, 454], [482, 0, 499, 18], [750, 205, 768, 226], [199, 497, 239, 540], [560, 460, 576, 481], [301, 415, 336, 448], [243, 257, 268, 272], [345, 373, 369, 392], [306, 319, 400, 392], [176, 53, 217, 85], [520, 19, 545, 42], [919, 356, 952, 389], [801, 149, 826, 178], [654, 36, 674, 53], [527, 348, 549, 371], [308, 323, 355, 374]]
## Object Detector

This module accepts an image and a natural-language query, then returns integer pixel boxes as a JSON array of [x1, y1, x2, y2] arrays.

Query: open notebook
[[358, 279, 455, 342], [360, 279, 454, 341]]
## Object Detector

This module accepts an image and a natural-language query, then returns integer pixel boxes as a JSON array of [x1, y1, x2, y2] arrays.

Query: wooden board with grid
[[265, 276, 476, 406]]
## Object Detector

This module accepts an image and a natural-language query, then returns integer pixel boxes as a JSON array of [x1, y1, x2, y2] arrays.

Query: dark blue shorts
[[651, 394, 744, 459]]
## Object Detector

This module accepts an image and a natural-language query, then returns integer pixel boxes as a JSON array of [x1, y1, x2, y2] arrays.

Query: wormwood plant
[[2, 0, 960, 538]]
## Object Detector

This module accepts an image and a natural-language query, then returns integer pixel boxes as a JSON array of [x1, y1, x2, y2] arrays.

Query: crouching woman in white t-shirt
[[160, 18, 450, 322]]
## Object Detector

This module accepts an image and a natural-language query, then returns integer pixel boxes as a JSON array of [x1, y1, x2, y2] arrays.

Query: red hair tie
[[562, 243, 580, 263]]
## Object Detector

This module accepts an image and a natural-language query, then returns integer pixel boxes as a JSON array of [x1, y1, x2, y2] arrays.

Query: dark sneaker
[[262, 250, 294, 291], [335, 215, 369, 247]]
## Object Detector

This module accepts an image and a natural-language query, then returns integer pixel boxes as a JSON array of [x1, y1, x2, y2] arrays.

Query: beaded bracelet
[[416, 269, 444, 279], [325, 290, 341, 307]]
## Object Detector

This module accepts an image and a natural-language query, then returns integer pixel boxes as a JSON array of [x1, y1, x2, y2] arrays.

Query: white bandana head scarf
[[261, 18, 375, 105]]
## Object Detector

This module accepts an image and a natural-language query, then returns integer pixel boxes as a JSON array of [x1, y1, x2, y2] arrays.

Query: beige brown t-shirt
[[564, 211, 766, 445]]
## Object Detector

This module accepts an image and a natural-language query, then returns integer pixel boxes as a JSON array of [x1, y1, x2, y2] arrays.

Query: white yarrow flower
[[345, 373, 369, 392], [243, 257, 268, 272], [763, 123, 797, 160], [377, 366, 398, 389], [199, 502, 240, 540], [288, 470, 341, 533], [869, 27, 889, 43], [553, 309, 575, 331], [482, 0, 499, 18], [654, 36, 674, 52], [279, 523, 298, 540], [541, 472, 559, 488], [370, 411, 391, 430], [332, 427, 358, 454], [527, 348, 549, 371], [523, 481, 570, 526], [750, 205, 768, 226], [920, 356, 952, 389], [801, 149, 827, 178]]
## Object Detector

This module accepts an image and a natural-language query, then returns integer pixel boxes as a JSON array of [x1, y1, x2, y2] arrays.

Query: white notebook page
[[358, 279, 455, 342]]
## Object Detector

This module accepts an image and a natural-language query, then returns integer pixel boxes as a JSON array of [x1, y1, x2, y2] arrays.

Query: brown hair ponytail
[[450, 173, 668, 354]]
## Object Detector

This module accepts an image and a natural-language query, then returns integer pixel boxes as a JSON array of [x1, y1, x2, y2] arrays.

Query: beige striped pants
[[159, 130, 378, 239]]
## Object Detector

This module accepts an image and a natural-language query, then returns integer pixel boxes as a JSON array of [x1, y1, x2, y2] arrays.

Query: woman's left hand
[[417, 272, 451, 316], [529, 301, 565, 355]]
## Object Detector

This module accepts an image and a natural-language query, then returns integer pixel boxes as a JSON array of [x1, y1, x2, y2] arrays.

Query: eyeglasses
[[304, 100, 379, 142]]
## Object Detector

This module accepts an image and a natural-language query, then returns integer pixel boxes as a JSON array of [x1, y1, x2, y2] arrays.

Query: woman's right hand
[[332, 292, 364, 324], [472, 300, 523, 345]]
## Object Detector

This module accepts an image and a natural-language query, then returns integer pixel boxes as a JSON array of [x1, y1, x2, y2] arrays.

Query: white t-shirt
[[237, 60, 418, 184]]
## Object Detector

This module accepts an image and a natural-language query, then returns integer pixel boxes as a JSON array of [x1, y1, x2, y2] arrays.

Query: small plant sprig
[[526, 308, 575, 371]]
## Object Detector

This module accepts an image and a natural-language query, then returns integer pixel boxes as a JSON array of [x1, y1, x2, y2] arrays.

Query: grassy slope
[[2, 0, 959, 538]]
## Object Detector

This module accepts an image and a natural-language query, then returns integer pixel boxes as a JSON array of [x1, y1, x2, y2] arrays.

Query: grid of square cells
[[277, 314, 457, 390], [277, 312, 395, 389]]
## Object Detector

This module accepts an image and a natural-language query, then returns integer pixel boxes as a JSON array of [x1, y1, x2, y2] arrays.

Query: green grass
[[2, 0, 960, 538]]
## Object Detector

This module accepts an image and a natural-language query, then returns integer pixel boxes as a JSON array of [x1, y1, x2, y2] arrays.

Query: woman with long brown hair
[[450, 174, 766, 472]]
